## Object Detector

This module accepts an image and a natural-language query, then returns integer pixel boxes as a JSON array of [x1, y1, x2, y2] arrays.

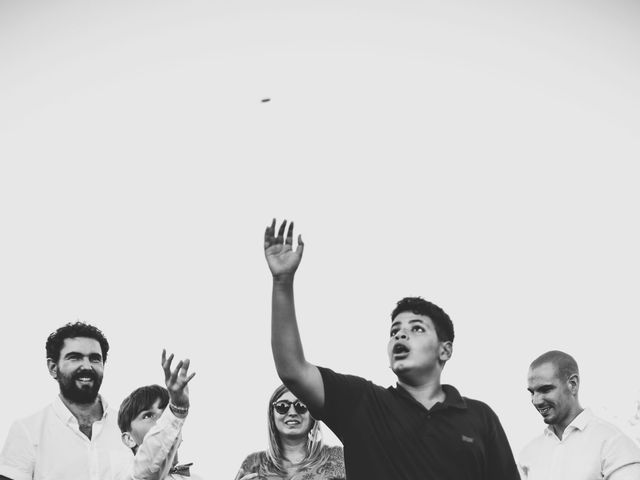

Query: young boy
[[116, 350, 201, 480], [264, 219, 520, 480]]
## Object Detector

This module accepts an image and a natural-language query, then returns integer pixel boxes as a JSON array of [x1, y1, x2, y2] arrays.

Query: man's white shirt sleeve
[[603, 431, 640, 480], [0, 420, 36, 480]]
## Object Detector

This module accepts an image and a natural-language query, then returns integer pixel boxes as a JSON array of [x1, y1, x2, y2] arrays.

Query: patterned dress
[[235, 445, 345, 480]]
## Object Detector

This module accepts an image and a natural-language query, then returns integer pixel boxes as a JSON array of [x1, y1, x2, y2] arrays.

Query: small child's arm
[[129, 350, 196, 480]]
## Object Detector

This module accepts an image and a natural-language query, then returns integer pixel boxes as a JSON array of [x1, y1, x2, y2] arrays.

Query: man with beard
[[519, 350, 640, 479], [0, 322, 132, 480]]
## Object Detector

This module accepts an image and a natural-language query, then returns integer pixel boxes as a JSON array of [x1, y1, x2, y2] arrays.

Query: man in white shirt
[[519, 350, 640, 480], [0, 322, 133, 480]]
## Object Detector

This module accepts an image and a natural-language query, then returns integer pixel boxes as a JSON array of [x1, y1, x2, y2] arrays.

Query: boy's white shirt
[[116, 407, 186, 480]]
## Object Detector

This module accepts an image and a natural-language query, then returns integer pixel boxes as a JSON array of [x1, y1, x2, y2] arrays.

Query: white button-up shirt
[[116, 407, 204, 480], [519, 408, 640, 480], [0, 395, 133, 480]]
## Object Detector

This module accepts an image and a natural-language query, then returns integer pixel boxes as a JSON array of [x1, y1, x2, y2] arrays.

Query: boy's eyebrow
[[391, 318, 427, 329], [408, 318, 427, 325]]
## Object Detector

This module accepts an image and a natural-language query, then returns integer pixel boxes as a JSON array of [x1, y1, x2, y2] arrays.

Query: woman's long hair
[[261, 384, 331, 478]]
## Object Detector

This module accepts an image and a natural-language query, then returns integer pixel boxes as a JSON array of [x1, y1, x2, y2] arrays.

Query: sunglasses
[[272, 400, 308, 415]]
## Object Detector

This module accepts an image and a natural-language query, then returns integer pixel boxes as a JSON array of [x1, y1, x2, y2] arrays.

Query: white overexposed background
[[1, 0, 639, 478]]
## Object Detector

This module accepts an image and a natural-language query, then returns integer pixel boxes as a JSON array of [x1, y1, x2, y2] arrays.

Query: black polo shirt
[[310, 367, 520, 480]]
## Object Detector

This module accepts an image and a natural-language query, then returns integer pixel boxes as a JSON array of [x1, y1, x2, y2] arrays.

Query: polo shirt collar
[[53, 394, 109, 424], [543, 407, 592, 437], [394, 383, 467, 410], [441, 385, 467, 409]]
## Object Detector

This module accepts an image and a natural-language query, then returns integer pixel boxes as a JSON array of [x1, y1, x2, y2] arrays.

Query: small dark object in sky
[[261, 98, 271, 102]]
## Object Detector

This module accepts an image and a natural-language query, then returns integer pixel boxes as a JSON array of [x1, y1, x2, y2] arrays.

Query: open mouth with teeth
[[392, 343, 410, 359], [73, 372, 96, 384], [284, 419, 301, 426], [537, 406, 552, 416]]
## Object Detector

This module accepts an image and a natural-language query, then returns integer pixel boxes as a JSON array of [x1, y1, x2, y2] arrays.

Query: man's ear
[[121, 432, 137, 449], [439, 341, 453, 363], [47, 358, 58, 379], [567, 373, 580, 396]]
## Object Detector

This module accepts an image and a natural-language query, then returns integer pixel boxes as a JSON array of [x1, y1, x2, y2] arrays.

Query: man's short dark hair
[[391, 297, 455, 343], [530, 350, 579, 381], [45, 321, 110, 363], [118, 384, 170, 433]]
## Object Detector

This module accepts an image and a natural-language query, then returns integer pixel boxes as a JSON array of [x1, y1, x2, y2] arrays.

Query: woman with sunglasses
[[234, 385, 345, 480]]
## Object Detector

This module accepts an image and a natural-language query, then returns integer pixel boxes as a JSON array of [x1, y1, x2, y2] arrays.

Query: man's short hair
[[391, 297, 455, 343], [118, 384, 170, 433], [45, 321, 110, 363], [530, 350, 579, 381]]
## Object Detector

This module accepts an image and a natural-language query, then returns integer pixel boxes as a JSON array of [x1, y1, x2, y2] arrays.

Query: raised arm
[[128, 350, 196, 480], [264, 219, 324, 411]]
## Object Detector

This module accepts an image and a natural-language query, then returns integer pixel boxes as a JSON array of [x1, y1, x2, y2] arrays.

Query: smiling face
[[527, 362, 580, 431], [272, 391, 313, 441], [387, 312, 452, 383], [48, 337, 104, 404]]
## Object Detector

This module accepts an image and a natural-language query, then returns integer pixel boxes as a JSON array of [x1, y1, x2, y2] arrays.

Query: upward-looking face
[[272, 391, 313, 441], [48, 337, 104, 404], [387, 312, 451, 381], [124, 398, 165, 447], [527, 362, 578, 428]]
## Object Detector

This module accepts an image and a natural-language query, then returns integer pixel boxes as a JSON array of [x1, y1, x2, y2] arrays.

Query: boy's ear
[[439, 341, 453, 363], [121, 432, 137, 449]]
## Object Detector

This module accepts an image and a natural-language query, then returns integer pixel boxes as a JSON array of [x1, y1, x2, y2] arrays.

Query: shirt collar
[[53, 394, 109, 424], [394, 383, 467, 410], [543, 408, 592, 437]]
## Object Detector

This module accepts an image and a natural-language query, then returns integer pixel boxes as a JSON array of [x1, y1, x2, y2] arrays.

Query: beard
[[57, 368, 103, 404]]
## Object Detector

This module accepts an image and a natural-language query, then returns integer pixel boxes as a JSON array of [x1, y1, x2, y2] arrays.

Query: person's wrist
[[169, 402, 189, 417], [272, 273, 295, 284]]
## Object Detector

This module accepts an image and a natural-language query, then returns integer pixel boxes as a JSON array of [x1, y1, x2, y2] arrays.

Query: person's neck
[[59, 393, 104, 422], [551, 404, 584, 439], [397, 376, 445, 410], [280, 436, 307, 465]]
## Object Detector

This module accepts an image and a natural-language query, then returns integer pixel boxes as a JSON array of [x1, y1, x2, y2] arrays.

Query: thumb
[[296, 234, 304, 253]]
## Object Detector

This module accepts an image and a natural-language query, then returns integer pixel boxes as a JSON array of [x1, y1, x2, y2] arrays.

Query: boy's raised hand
[[161, 349, 196, 410], [264, 219, 304, 279]]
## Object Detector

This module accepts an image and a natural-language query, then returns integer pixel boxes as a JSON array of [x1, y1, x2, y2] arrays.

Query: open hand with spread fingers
[[264, 219, 304, 279], [161, 349, 196, 411]]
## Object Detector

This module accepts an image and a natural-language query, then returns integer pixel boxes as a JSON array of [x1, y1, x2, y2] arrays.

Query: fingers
[[264, 218, 276, 248], [162, 351, 175, 382], [297, 234, 304, 253], [285, 222, 294, 245], [276, 219, 287, 243], [266, 219, 300, 247], [163, 353, 196, 387], [184, 371, 196, 384], [169, 360, 184, 385]]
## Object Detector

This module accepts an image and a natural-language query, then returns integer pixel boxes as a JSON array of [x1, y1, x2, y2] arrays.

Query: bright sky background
[[1, 0, 639, 478]]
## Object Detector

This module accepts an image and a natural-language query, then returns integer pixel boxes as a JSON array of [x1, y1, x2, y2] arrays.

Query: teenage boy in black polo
[[264, 219, 520, 480]]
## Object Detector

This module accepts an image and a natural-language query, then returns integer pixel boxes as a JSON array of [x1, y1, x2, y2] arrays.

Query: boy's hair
[[118, 384, 170, 433], [46, 321, 110, 363], [391, 297, 455, 343]]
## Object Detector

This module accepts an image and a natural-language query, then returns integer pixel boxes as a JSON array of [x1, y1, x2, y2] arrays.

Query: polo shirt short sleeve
[[311, 366, 520, 480]]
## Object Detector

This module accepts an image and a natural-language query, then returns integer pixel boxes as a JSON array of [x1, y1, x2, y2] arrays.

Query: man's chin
[[61, 386, 100, 404]]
